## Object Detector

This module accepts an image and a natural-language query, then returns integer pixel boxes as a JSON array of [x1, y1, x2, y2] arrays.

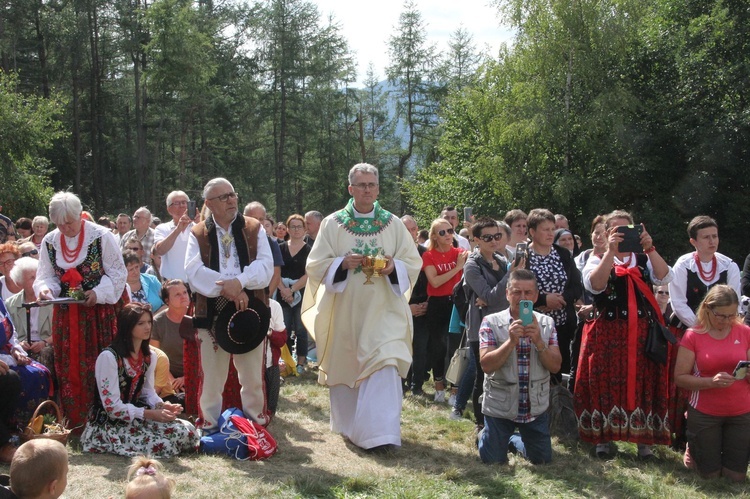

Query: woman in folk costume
[[34, 192, 128, 428], [667, 215, 741, 448], [575, 210, 674, 460]]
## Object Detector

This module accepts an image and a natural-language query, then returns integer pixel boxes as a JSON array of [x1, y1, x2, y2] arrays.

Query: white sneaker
[[449, 408, 462, 421], [448, 393, 457, 406], [434, 390, 446, 403]]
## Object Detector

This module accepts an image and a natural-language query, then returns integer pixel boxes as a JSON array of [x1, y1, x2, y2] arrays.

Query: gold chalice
[[361, 256, 375, 285], [372, 255, 387, 277]]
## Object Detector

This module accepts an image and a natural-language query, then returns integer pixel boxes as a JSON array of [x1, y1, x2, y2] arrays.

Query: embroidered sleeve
[[95, 351, 145, 421]]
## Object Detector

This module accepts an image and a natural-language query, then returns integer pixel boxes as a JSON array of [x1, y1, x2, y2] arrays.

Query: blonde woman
[[674, 285, 750, 482]]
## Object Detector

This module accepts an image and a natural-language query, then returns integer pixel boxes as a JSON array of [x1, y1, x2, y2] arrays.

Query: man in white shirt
[[153, 191, 194, 281], [185, 178, 273, 429]]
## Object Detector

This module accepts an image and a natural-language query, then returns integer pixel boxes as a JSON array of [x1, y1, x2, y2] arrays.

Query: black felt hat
[[213, 296, 270, 354]]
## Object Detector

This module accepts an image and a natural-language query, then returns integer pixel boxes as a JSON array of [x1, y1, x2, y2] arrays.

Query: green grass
[[5, 372, 750, 498]]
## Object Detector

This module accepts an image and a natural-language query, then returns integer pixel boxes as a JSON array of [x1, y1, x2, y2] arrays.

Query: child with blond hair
[[125, 456, 175, 499]]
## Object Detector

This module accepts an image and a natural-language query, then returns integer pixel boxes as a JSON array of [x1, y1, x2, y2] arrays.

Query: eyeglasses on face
[[0, 258, 16, 267], [710, 309, 738, 320], [656, 290, 669, 295], [22, 249, 39, 257], [208, 192, 239, 202], [350, 183, 379, 190], [169, 200, 188, 207], [437, 228, 455, 237], [479, 233, 503, 242]]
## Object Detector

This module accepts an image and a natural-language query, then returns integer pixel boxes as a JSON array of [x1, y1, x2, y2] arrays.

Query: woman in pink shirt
[[674, 284, 750, 482]]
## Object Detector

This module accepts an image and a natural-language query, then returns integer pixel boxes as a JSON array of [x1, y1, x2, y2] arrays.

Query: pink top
[[681, 324, 750, 416]]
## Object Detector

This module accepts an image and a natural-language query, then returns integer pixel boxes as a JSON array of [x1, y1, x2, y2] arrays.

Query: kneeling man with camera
[[478, 269, 562, 464]]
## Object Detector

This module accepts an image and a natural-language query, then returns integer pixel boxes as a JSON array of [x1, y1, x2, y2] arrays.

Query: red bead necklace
[[60, 221, 86, 264], [694, 252, 717, 282]]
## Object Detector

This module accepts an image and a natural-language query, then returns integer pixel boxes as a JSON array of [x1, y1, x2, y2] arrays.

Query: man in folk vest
[[185, 178, 273, 429], [478, 269, 561, 464]]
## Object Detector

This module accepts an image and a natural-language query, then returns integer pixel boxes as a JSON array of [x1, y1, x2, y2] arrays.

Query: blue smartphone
[[519, 300, 534, 326]]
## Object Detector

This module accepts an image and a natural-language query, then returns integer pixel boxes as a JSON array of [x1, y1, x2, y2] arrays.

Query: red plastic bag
[[229, 415, 277, 460]]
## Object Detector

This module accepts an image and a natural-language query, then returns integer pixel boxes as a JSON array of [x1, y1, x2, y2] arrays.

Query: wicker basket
[[20, 400, 71, 445]]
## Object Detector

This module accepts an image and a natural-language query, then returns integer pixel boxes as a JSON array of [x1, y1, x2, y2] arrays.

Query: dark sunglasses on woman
[[22, 249, 39, 257], [437, 228, 455, 237]]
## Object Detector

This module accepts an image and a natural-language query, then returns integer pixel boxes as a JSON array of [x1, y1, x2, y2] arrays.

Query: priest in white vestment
[[301, 163, 422, 451]]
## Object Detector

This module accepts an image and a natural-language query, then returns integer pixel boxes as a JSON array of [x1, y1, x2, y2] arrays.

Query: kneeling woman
[[81, 304, 199, 458], [674, 285, 750, 482]]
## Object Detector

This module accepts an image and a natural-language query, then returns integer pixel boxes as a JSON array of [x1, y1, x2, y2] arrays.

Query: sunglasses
[[437, 228, 455, 237], [479, 233, 503, 242], [656, 290, 669, 296], [22, 249, 39, 257]]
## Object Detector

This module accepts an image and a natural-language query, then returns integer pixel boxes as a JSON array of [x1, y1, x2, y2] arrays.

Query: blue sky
[[312, 0, 515, 86]]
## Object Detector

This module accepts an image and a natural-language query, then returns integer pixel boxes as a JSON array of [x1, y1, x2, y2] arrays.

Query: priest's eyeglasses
[[208, 192, 239, 203]]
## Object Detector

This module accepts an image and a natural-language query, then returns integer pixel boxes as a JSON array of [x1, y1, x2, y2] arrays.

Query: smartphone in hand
[[464, 207, 473, 223], [187, 201, 197, 219], [616, 224, 643, 253], [733, 360, 750, 380], [514, 242, 527, 267], [519, 300, 534, 326]]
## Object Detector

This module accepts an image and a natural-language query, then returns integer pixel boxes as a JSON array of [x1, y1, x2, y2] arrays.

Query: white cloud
[[313, 0, 515, 85]]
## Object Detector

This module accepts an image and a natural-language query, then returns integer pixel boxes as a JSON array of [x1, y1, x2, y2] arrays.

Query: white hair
[[48, 192, 82, 226], [401, 215, 416, 225], [348, 163, 379, 185], [244, 201, 265, 217], [31, 216, 49, 227], [166, 191, 189, 207], [9, 256, 37, 283], [203, 178, 233, 200], [304, 210, 323, 221]]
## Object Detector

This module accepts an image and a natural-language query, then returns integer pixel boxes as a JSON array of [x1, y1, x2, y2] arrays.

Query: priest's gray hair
[[48, 192, 82, 225], [348, 163, 379, 185]]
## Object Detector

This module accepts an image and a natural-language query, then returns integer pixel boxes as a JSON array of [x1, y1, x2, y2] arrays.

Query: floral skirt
[[81, 416, 199, 458], [574, 316, 671, 445]]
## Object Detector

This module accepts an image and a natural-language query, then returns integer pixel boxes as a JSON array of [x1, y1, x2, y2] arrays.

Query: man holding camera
[[478, 269, 561, 465]]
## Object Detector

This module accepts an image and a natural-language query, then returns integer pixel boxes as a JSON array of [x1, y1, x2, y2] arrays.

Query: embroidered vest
[[191, 215, 268, 329]]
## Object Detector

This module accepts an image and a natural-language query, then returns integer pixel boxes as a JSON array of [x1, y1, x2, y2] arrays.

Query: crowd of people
[[0, 163, 749, 489]]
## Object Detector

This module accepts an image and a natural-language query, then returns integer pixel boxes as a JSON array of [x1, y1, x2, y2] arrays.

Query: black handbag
[[645, 319, 678, 365]]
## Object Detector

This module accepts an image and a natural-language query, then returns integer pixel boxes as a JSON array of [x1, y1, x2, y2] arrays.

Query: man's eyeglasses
[[169, 200, 188, 207], [479, 233, 503, 242], [21, 249, 38, 257], [656, 290, 669, 296], [208, 192, 239, 203], [710, 309, 738, 320], [350, 183, 379, 190], [437, 228, 455, 237]]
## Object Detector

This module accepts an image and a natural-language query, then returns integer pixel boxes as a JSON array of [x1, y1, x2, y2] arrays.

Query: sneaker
[[448, 393, 457, 406], [434, 390, 446, 403], [296, 364, 306, 375], [449, 408, 462, 421]]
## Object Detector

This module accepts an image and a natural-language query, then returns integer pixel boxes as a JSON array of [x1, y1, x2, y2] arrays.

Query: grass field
[[4, 371, 749, 498]]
